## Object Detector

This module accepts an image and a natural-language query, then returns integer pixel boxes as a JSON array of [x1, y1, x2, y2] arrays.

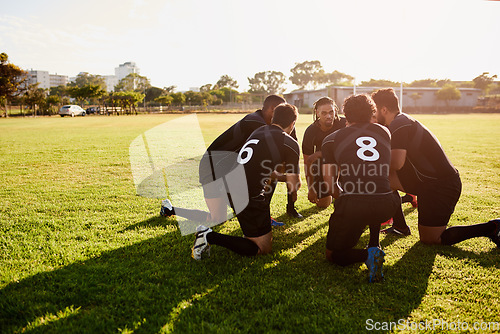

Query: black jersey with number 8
[[322, 123, 392, 196]]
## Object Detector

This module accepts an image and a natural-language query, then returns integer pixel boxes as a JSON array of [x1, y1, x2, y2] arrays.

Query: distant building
[[284, 86, 482, 110], [26, 70, 68, 89], [49, 74, 68, 87], [27, 70, 50, 89], [24, 62, 139, 92], [103, 75, 119, 92], [115, 61, 139, 81]]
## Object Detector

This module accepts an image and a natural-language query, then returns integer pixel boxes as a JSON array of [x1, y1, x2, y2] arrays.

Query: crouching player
[[322, 94, 400, 282], [191, 103, 301, 259], [371, 88, 500, 246]]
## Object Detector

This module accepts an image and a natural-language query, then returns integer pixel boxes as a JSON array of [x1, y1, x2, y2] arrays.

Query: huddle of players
[[161, 90, 500, 283]]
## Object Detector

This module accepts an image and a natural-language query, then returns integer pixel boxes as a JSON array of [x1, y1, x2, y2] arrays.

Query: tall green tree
[[199, 84, 212, 92], [289, 60, 324, 90], [211, 87, 238, 103], [215, 75, 239, 90], [50, 85, 68, 98], [473, 72, 498, 94], [23, 83, 46, 115], [69, 72, 106, 90], [163, 85, 176, 93], [169, 92, 186, 106], [113, 91, 145, 114], [115, 73, 151, 92], [184, 91, 214, 106], [145, 87, 164, 104], [435, 84, 461, 107], [46, 95, 61, 114], [320, 70, 354, 86], [66, 84, 105, 105], [248, 71, 286, 95], [0, 52, 27, 111], [155, 94, 173, 107]]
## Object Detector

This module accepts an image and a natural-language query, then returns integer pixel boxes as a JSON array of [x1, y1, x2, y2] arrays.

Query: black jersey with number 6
[[322, 123, 392, 195], [207, 110, 267, 153], [237, 125, 300, 198]]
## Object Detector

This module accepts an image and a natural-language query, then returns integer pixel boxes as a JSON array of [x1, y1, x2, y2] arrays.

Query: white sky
[[1, 0, 499, 92]]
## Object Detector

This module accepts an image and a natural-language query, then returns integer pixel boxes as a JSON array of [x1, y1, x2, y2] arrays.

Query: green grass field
[[1, 113, 499, 333]]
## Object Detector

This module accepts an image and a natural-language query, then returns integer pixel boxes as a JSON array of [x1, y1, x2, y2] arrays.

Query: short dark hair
[[272, 103, 298, 129], [342, 94, 376, 124], [371, 88, 400, 113], [263, 94, 286, 112]]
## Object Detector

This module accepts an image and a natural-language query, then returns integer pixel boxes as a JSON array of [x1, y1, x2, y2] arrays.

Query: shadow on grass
[[0, 218, 253, 333], [121, 215, 177, 231], [271, 203, 330, 224], [1, 212, 498, 333]]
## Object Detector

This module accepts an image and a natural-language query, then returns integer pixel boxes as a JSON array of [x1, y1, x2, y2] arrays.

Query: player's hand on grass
[[308, 188, 318, 203]]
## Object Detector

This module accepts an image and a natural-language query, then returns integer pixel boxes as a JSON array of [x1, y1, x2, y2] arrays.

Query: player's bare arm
[[285, 173, 301, 201], [321, 163, 339, 199], [303, 153, 319, 203], [390, 149, 406, 171]]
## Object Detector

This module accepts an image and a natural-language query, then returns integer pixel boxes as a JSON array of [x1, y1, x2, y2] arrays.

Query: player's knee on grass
[[325, 249, 351, 266], [418, 224, 446, 245], [247, 232, 272, 255], [317, 196, 332, 209]]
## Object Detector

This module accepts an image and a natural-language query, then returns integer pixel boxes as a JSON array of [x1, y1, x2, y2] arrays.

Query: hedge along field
[[0, 113, 499, 333]]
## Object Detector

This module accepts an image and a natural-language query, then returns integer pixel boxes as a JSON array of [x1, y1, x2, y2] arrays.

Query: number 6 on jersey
[[237, 139, 260, 164]]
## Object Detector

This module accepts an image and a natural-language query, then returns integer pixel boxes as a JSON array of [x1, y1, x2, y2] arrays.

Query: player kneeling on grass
[[160, 94, 300, 225], [371, 88, 500, 247], [302, 96, 346, 209], [164, 103, 301, 259], [322, 94, 400, 283]]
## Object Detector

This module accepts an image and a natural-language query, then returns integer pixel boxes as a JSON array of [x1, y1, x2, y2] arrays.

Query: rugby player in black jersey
[[302, 97, 346, 208], [160, 94, 300, 223], [322, 94, 400, 282], [372, 88, 499, 246], [190, 103, 301, 258]]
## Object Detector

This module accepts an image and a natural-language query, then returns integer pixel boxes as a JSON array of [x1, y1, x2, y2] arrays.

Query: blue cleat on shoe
[[271, 217, 284, 227], [365, 247, 385, 283]]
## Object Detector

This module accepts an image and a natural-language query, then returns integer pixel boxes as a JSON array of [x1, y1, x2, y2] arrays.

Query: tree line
[[1, 53, 499, 115]]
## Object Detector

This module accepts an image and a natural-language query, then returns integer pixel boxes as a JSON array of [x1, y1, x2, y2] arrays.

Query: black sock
[[330, 249, 368, 266], [440, 221, 496, 245], [401, 194, 413, 204], [265, 180, 278, 203], [287, 193, 295, 208], [368, 223, 381, 248], [206, 231, 259, 256], [392, 192, 409, 230]]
